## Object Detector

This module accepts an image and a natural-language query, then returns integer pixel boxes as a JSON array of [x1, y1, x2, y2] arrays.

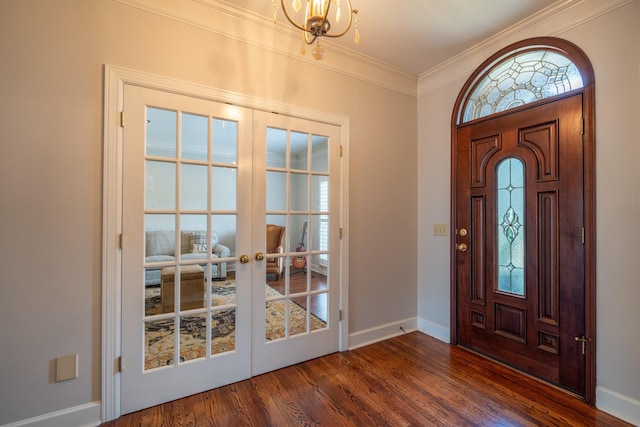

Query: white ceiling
[[225, 0, 561, 75]]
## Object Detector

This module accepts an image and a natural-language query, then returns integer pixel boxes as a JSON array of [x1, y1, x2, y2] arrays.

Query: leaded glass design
[[463, 50, 583, 122], [497, 158, 524, 296]]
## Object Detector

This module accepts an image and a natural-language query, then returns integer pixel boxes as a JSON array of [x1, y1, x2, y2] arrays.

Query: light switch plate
[[433, 223, 449, 236], [56, 354, 78, 382]]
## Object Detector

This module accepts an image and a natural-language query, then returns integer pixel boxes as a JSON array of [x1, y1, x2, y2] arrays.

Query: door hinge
[[339, 310, 343, 321], [120, 111, 125, 127], [581, 117, 585, 135], [339, 227, 343, 239], [118, 233, 123, 250], [115, 356, 122, 373], [339, 145, 343, 157], [581, 227, 585, 244]]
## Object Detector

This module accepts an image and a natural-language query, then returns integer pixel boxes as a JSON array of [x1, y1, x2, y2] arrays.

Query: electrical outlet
[[56, 354, 78, 382], [433, 223, 449, 236]]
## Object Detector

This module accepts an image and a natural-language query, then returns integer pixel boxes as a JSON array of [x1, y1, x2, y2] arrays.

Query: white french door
[[251, 111, 341, 375], [120, 85, 341, 414]]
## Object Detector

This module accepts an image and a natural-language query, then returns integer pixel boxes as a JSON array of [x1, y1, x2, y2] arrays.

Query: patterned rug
[[144, 280, 326, 370]]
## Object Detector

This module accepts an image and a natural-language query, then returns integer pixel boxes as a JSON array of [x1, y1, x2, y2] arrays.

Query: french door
[[121, 85, 341, 414], [455, 94, 586, 395]]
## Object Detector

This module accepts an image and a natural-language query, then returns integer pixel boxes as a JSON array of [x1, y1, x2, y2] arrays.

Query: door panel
[[121, 85, 253, 414], [456, 94, 585, 395], [251, 111, 340, 376]]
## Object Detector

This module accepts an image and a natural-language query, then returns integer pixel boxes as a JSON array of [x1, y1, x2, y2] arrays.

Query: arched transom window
[[462, 49, 584, 123]]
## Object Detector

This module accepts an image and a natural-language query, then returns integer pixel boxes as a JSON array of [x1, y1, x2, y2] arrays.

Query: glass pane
[[496, 158, 525, 296], [144, 214, 175, 313], [180, 313, 206, 362], [266, 171, 287, 211], [290, 173, 308, 211], [311, 135, 328, 172], [266, 127, 287, 168], [212, 119, 237, 164], [464, 49, 584, 122], [145, 318, 174, 370], [309, 256, 328, 291], [212, 166, 236, 210], [211, 274, 235, 307], [180, 214, 207, 256], [146, 160, 176, 210], [290, 215, 308, 253], [289, 295, 309, 336], [290, 131, 308, 171], [265, 299, 286, 341], [266, 216, 287, 285], [310, 293, 328, 331], [161, 265, 205, 312], [144, 273, 162, 316], [181, 113, 208, 161], [181, 164, 207, 210], [146, 107, 176, 157], [311, 175, 328, 212], [211, 214, 236, 260], [309, 214, 327, 252], [212, 309, 236, 354]]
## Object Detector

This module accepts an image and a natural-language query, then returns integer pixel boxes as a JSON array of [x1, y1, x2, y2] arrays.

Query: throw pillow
[[190, 231, 218, 253]]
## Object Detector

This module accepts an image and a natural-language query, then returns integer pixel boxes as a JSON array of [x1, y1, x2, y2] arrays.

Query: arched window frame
[[454, 37, 595, 125]]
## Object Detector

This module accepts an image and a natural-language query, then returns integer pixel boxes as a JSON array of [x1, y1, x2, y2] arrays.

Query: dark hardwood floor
[[102, 332, 629, 426]]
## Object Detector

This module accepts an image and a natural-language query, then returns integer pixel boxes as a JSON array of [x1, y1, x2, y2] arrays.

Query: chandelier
[[272, 0, 360, 60]]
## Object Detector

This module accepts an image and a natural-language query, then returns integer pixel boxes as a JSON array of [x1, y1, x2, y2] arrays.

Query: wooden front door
[[455, 94, 586, 395]]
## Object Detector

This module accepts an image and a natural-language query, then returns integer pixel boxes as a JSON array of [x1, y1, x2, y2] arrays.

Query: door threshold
[[456, 344, 586, 403]]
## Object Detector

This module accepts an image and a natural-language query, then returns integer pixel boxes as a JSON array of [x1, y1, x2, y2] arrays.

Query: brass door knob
[[255, 252, 265, 261], [239, 254, 250, 264], [457, 243, 468, 252]]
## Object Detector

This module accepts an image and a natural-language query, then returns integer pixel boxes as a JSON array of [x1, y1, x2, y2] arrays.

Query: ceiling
[[225, 0, 561, 75]]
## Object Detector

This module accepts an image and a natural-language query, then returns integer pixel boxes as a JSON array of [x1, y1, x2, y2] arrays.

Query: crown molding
[[114, 0, 418, 97], [417, 0, 634, 97]]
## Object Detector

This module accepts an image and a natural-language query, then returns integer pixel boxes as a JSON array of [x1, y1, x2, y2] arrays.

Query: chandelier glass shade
[[272, 0, 360, 60]]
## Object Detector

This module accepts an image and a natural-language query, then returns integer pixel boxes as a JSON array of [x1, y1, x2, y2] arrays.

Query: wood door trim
[[449, 37, 596, 403]]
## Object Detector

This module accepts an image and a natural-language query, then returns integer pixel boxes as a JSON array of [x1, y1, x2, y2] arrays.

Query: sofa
[[144, 230, 230, 286]]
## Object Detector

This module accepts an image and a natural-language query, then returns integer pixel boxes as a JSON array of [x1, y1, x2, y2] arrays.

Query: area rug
[[144, 280, 327, 370]]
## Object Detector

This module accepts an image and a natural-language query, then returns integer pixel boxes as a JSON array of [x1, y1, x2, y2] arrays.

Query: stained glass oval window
[[497, 158, 525, 296], [463, 49, 583, 123]]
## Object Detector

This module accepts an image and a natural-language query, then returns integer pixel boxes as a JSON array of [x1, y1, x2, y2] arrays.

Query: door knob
[[239, 254, 250, 264], [457, 243, 468, 252], [255, 252, 265, 261]]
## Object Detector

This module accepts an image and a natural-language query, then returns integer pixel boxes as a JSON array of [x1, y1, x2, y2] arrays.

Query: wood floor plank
[[102, 332, 631, 426]]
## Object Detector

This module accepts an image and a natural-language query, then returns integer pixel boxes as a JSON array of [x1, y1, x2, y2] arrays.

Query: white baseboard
[[417, 317, 450, 344], [1, 402, 101, 427], [348, 317, 418, 350], [596, 386, 640, 426]]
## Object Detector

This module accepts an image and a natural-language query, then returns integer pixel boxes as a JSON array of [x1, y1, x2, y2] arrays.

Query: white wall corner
[[0, 402, 101, 427], [596, 386, 640, 426], [417, 317, 450, 344], [348, 318, 418, 350]]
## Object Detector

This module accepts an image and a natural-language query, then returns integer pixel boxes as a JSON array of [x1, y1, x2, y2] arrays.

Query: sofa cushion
[[181, 252, 218, 261]]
